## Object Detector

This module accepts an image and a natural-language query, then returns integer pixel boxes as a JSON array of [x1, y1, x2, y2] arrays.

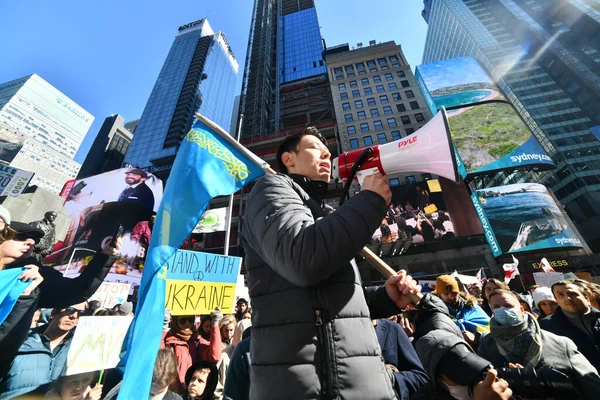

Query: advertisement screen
[[0, 123, 28, 164], [472, 183, 583, 257], [447, 103, 555, 174], [372, 177, 483, 246]]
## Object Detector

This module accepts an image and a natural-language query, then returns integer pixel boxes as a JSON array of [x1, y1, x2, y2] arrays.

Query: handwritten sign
[[89, 282, 131, 309], [533, 272, 564, 288], [0, 165, 34, 196], [165, 250, 242, 315], [66, 316, 133, 375]]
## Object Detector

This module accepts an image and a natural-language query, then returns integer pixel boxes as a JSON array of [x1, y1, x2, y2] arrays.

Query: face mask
[[494, 307, 522, 326], [442, 382, 473, 400]]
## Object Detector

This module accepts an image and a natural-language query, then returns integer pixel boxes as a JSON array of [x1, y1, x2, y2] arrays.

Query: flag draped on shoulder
[[0, 268, 30, 325], [117, 117, 266, 400]]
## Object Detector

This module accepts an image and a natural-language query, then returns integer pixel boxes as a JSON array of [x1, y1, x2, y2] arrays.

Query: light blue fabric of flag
[[117, 119, 265, 399], [0, 268, 30, 325]]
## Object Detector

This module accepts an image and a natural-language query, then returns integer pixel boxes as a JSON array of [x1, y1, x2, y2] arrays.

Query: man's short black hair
[[551, 280, 586, 296], [276, 127, 327, 175]]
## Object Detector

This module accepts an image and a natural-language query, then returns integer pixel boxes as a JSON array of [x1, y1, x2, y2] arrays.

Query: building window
[[340, 92, 348, 100], [378, 58, 387, 65], [387, 117, 398, 127], [369, 67, 378, 73], [367, 60, 376, 67], [361, 78, 369, 85], [356, 62, 365, 69], [354, 100, 364, 108], [377, 133, 388, 143], [358, 70, 366, 75], [401, 115, 411, 125], [350, 80, 358, 88], [415, 113, 425, 122], [406, 127, 415, 135], [336, 75, 344, 80], [388, 83, 398, 90], [360, 123, 370, 132], [389, 178, 400, 186], [390, 55, 399, 62], [405, 175, 416, 184], [381, 65, 389, 70], [374, 120, 384, 130], [373, 75, 382, 83], [364, 136, 374, 146], [364, 87, 373, 95], [342, 102, 351, 111], [391, 130, 401, 140], [396, 103, 406, 112], [334, 67, 343, 74], [370, 108, 380, 117], [392, 92, 401, 101], [357, 111, 367, 120], [347, 125, 356, 135], [396, 70, 406, 78], [385, 73, 393, 81], [410, 101, 420, 110], [350, 139, 359, 149], [401, 80, 410, 88], [406, 90, 415, 98], [353, 90, 361, 97], [379, 95, 389, 104], [338, 83, 346, 90], [392, 63, 400, 68], [367, 97, 376, 106], [383, 106, 393, 115], [347, 72, 355, 78], [345, 65, 354, 72], [345, 113, 354, 122], [376, 85, 385, 93]]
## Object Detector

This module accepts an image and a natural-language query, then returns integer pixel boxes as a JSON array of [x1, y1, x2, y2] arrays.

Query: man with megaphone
[[241, 127, 426, 400]]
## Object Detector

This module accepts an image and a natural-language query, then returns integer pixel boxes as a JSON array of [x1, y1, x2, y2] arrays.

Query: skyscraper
[[0, 74, 93, 193], [124, 19, 238, 178], [78, 114, 135, 179], [422, 0, 600, 250]]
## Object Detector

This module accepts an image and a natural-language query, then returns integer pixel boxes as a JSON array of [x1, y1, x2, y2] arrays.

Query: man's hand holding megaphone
[[361, 172, 392, 205]]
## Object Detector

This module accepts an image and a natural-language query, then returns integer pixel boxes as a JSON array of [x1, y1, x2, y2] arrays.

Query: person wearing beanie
[[117, 301, 134, 316], [0, 205, 13, 241], [478, 289, 600, 399], [435, 275, 490, 346], [532, 287, 558, 319]]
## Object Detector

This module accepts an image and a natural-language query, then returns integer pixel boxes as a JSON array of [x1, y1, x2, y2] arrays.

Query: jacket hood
[[184, 361, 219, 400], [288, 174, 328, 201], [416, 293, 450, 318]]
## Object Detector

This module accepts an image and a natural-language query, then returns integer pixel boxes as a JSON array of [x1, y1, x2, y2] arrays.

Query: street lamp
[[64, 247, 96, 276]]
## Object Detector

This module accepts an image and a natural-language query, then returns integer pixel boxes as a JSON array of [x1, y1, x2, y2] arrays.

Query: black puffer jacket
[[413, 293, 463, 342], [242, 174, 400, 400]]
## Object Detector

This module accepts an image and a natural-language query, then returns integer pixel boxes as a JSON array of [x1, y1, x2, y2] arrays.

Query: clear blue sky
[[0, 0, 428, 164]]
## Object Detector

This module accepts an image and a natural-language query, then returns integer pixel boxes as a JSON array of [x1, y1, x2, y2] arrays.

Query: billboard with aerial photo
[[471, 183, 583, 257], [0, 122, 28, 164]]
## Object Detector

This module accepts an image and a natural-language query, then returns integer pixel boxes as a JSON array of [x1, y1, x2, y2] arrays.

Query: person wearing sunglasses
[[0, 301, 88, 398]]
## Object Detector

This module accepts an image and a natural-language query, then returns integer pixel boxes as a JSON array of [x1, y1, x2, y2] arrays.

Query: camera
[[498, 366, 577, 399]]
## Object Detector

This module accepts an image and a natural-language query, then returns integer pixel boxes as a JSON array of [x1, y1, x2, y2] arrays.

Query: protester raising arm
[[198, 308, 223, 363]]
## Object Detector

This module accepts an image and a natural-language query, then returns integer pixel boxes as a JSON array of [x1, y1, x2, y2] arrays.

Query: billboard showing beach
[[471, 183, 583, 257], [415, 57, 506, 113]]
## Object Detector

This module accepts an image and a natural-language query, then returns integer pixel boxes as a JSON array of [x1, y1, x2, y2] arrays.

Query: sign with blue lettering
[[165, 250, 242, 315]]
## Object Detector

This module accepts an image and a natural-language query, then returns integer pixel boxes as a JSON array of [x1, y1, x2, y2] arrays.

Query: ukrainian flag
[[117, 117, 266, 399], [0, 268, 31, 324]]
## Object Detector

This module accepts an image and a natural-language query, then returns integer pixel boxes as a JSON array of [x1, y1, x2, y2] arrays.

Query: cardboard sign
[[0, 165, 34, 196], [66, 316, 133, 375], [165, 250, 242, 315], [533, 272, 564, 288], [89, 282, 131, 309]]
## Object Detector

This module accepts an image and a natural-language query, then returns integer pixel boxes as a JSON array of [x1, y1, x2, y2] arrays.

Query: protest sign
[[165, 250, 242, 315], [89, 282, 131, 309], [533, 272, 564, 288], [66, 316, 133, 375], [0, 165, 34, 196]]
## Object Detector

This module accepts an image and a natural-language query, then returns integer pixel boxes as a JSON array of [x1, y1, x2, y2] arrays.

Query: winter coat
[[0, 325, 74, 399], [224, 337, 250, 400], [184, 361, 219, 400], [478, 328, 600, 399], [412, 293, 463, 342], [161, 330, 198, 390], [104, 382, 183, 400], [539, 306, 600, 372], [375, 319, 429, 399], [198, 325, 222, 363], [242, 173, 401, 400]]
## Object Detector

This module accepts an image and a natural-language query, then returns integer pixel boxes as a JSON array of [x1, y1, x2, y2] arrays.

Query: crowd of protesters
[[2, 127, 600, 400]]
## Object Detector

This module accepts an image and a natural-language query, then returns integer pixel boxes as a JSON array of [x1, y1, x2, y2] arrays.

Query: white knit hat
[[0, 205, 11, 225], [532, 286, 556, 307]]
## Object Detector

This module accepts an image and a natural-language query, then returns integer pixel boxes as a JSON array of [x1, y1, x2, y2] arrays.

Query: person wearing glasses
[[0, 301, 88, 398]]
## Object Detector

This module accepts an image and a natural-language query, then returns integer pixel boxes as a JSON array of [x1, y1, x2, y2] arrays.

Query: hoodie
[[184, 361, 219, 400]]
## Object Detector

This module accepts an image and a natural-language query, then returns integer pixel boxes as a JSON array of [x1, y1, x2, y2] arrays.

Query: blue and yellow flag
[[0, 268, 30, 325], [117, 118, 265, 400]]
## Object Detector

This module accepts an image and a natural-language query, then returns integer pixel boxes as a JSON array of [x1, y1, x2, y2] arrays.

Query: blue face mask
[[494, 307, 522, 326]]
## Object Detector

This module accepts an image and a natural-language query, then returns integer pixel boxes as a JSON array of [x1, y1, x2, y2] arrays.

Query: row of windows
[[335, 69, 407, 81], [340, 90, 415, 101], [344, 113, 424, 130], [342, 100, 420, 112], [338, 81, 409, 91], [333, 56, 403, 78], [348, 128, 417, 148]]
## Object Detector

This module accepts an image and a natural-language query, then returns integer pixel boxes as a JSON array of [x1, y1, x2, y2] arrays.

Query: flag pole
[[196, 115, 407, 291], [223, 113, 244, 256]]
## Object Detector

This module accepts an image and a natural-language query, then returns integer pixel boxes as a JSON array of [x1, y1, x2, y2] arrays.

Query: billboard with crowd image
[[48, 167, 163, 293]]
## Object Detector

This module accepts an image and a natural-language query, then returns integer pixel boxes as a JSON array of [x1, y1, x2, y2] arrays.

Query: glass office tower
[[124, 19, 238, 177], [422, 0, 600, 250]]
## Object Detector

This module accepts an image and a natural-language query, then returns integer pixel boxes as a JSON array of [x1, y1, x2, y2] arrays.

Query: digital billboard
[[471, 183, 583, 257], [0, 123, 28, 164]]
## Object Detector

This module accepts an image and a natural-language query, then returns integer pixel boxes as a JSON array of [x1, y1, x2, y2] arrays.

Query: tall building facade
[[422, 0, 600, 251], [78, 114, 135, 179], [0, 74, 93, 193], [124, 19, 238, 178]]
